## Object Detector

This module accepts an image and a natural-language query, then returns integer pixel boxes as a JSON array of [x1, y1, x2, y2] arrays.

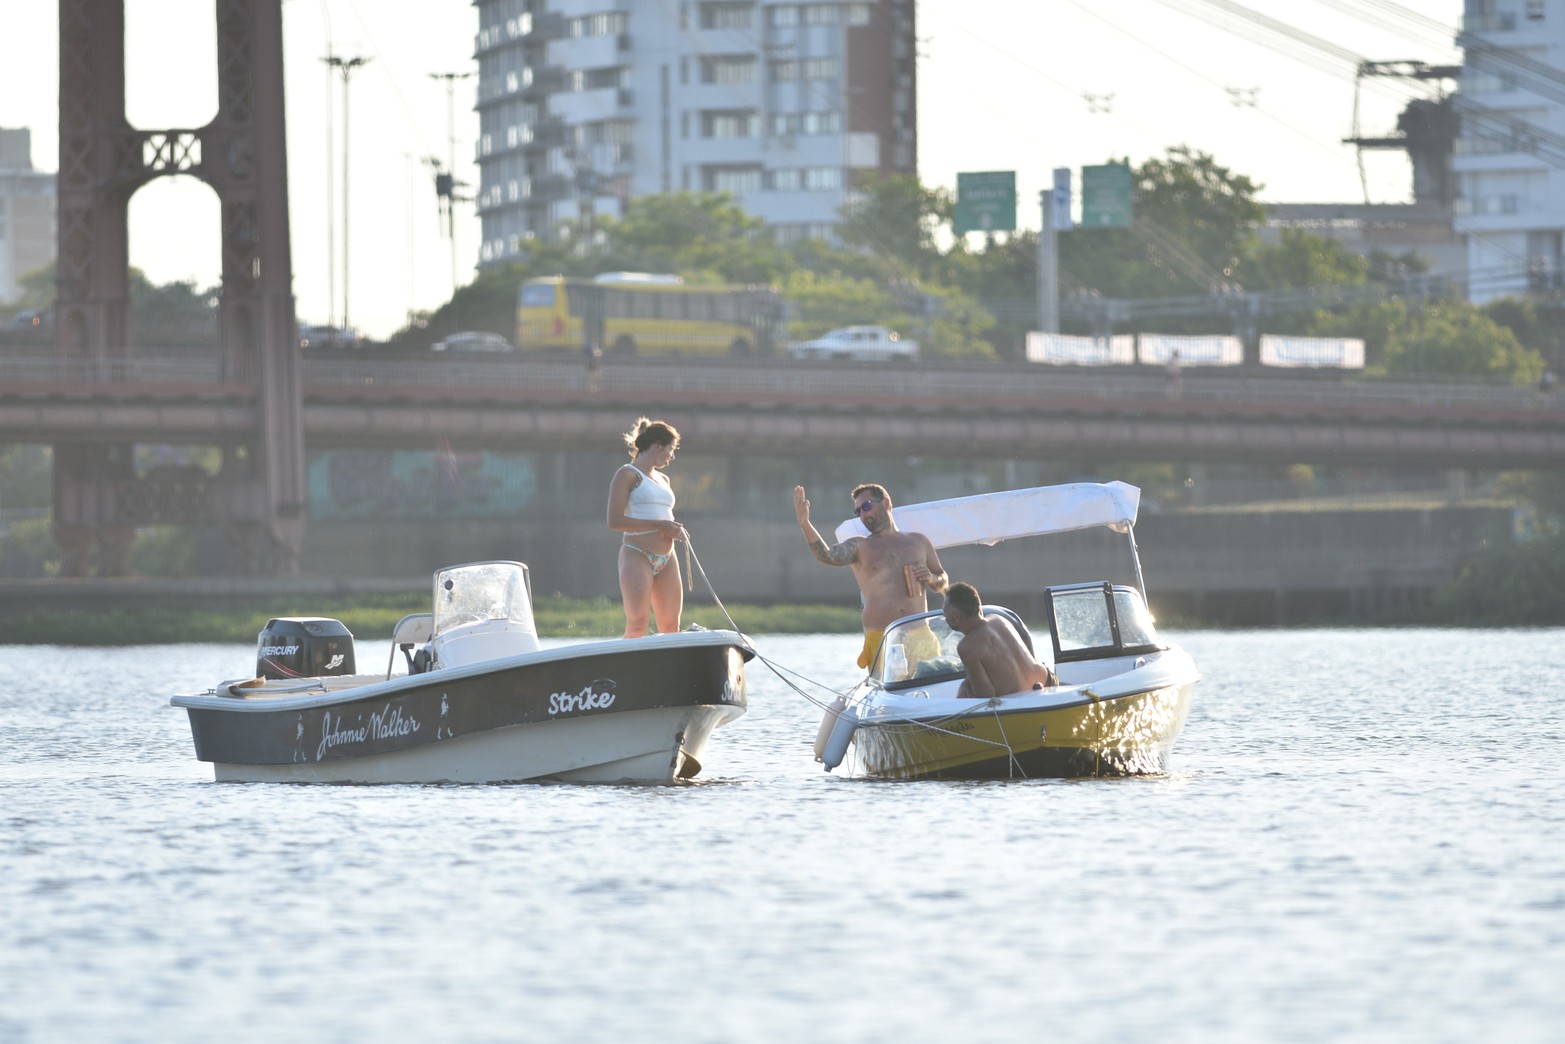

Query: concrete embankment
[[0, 503, 1513, 627]]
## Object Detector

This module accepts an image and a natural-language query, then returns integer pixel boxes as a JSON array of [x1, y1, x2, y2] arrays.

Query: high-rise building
[[0, 128, 56, 305], [1453, 0, 1565, 300], [470, 0, 917, 267]]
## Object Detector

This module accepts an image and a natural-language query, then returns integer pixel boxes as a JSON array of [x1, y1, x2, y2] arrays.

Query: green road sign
[[1080, 162, 1133, 229], [954, 171, 1017, 234]]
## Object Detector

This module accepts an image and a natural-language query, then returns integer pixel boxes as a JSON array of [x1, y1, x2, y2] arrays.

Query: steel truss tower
[[53, 0, 303, 575]]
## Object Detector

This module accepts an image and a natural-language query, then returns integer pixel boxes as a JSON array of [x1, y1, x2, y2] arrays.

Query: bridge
[[5, 350, 1551, 614], [5, 351, 1564, 468]]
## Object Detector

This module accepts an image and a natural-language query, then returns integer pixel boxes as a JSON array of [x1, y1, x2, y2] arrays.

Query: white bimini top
[[623, 465, 676, 521]]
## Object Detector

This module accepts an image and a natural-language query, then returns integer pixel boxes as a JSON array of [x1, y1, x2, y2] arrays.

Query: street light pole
[[327, 54, 370, 337], [320, 47, 336, 330], [429, 71, 472, 294]]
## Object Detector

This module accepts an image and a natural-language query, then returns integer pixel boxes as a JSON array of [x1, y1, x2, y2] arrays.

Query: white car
[[298, 324, 362, 349], [432, 331, 514, 353], [786, 325, 918, 363]]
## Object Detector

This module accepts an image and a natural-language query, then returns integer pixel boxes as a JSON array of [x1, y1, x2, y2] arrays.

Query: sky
[[0, 0, 1465, 340]]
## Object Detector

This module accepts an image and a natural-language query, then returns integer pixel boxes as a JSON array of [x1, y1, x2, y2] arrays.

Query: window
[[771, 111, 838, 135], [802, 4, 840, 25], [704, 166, 762, 193], [802, 111, 840, 134], [804, 58, 839, 80], [702, 111, 758, 138], [702, 56, 758, 84], [769, 168, 802, 190], [569, 12, 628, 37], [804, 167, 841, 190], [701, 2, 754, 29], [570, 67, 627, 92], [769, 60, 799, 82], [769, 5, 799, 27]]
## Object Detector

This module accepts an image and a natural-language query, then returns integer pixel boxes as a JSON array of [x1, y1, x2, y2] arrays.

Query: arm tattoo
[[809, 538, 857, 566]]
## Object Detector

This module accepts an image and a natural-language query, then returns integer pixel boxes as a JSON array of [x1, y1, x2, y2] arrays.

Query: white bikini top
[[623, 464, 675, 521]]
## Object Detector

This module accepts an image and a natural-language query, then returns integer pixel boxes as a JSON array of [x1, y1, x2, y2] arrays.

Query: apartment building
[[470, 0, 917, 265], [1454, 0, 1565, 300], [0, 128, 56, 305]]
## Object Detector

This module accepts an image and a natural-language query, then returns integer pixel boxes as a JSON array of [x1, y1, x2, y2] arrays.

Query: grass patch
[[4, 596, 864, 645]]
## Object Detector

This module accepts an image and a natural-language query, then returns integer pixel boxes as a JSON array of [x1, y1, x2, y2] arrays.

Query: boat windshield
[[875, 612, 965, 687], [432, 562, 534, 634], [1047, 583, 1161, 662]]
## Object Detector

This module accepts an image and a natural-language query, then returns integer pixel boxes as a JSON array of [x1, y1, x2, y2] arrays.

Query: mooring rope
[[681, 536, 1027, 778], [682, 534, 853, 714]]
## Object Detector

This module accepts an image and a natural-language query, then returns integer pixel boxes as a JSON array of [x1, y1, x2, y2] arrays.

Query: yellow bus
[[516, 273, 785, 357]]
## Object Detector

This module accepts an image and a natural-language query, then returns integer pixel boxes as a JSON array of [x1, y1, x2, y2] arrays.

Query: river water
[[2, 628, 1563, 1042]]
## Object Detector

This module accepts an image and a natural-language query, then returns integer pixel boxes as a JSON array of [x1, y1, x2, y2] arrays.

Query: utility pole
[[326, 54, 370, 337], [320, 48, 335, 329], [1038, 168, 1072, 336], [1038, 191, 1059, 334], [430, 71, 473, 295]]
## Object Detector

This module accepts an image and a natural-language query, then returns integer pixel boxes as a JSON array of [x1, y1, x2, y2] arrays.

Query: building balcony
[[527, 173, 572, 204], [532, 12, 567, 41], [549, 34, 621, 70]]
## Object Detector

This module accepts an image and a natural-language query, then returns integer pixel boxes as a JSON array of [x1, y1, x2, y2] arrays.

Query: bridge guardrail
[[3, 351, 1561, 420]]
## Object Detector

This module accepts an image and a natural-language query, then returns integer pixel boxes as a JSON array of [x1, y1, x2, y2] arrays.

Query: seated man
[[942, 581, 1057, 698]]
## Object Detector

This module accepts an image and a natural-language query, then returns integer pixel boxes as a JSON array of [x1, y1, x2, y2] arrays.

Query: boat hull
[[173, 633, 749, 784], [852, 679, 1195, 781]]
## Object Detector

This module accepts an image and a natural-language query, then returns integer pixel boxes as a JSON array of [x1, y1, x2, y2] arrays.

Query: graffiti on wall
[[307, 447, 539, 519]]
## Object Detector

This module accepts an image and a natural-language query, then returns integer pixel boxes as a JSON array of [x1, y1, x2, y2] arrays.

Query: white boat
[[814, 482, 1199, 780], [170, 561, 752, 784]]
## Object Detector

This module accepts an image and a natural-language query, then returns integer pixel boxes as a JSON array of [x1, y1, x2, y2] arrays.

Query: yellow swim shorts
[[857, 629, 885, 671], [858, 624, 942, 675]]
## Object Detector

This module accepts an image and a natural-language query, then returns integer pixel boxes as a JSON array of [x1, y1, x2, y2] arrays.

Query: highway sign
[[1080, 162, 1133, 229], [954, 171, 1017, 234]]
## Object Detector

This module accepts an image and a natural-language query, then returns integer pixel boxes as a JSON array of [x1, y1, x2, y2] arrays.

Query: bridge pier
[[52, 0, 302, 576]]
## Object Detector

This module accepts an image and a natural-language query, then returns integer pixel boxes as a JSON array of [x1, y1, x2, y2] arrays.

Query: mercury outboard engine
[[256, 617, 357, 680]]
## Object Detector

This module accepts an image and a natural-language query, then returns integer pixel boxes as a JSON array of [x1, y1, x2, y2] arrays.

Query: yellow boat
[[814, 483, 1200, 780]]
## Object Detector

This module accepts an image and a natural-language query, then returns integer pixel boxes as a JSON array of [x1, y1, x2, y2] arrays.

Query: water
[[3, 629, 1564, 1042]]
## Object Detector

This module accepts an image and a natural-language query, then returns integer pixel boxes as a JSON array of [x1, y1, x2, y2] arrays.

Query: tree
[[1059, 146, 1266, 302], [1382, 303, 1543, 382], [1243, 228, 1370, 291], [594, 192, 792, 284], [834, 173, 952, 280]]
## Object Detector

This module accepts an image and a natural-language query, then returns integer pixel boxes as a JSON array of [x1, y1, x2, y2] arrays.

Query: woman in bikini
[[606, 416, 686, 638]]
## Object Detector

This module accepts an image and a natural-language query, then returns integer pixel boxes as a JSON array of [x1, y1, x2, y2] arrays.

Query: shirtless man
[[943, 581, 1057, 698], [794, 483, 948, 669]]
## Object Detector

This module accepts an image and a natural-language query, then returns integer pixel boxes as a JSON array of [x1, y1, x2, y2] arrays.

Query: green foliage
[[8, 261, 55, 311], [0, 516, 59, 577], [1431, 531, 1565, 625], [1061, 146, 1266, 302], [1382, 304, 1542, 382], [595, 192, 792, 284], [1481, 296, 1565, 362], [130, 526, 199, 578], [834, 173, 952, 280], [0, 597, 865, 645], [1137, 146, 1266, 268], [0, 445, 52, 508], [1244, 228, 1370, 290], [1296, 297, 1543, 381], [780, 270, 898, 335], [387, 262, 533, 348]]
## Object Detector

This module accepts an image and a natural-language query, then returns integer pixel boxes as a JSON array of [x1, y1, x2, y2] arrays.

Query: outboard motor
[[256, 617, 356, 680]]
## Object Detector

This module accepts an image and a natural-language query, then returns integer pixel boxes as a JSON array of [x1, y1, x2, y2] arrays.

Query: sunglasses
[[854, 498, 884, 515]]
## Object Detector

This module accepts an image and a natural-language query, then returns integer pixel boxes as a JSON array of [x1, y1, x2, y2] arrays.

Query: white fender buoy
[[813, 695, 848, 762], [820, 703, 859, 772]]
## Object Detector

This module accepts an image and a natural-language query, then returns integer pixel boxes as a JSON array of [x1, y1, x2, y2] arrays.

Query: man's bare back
[[943, 581, 1055, 699], [955, 615, 1055, 698]]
